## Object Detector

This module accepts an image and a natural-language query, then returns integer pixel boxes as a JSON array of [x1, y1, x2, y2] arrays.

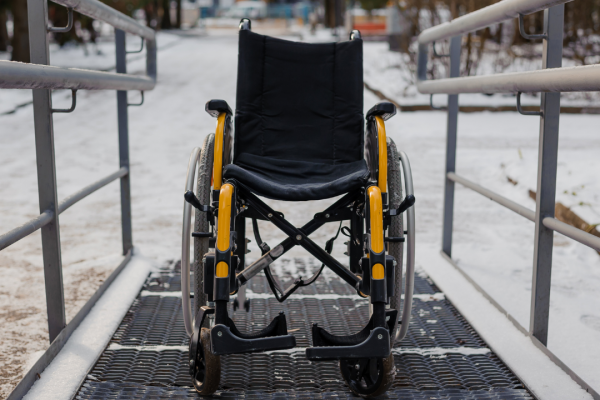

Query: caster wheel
[[339, 354, 395, 398], [192, 328, 221, 395]]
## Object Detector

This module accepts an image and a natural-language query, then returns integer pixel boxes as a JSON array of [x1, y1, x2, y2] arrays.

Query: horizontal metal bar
[[418, 0, 572, 45], [58, 167, 128, 213], [50, 0, 154, 40], [448, 172, 535, 221], [7, 249, 133, 400], [543, 217, 600, 252], [0, 168, 128, 251], [0, 61, 155, 91], [418, 63, 600, 95], [439, 251, 600, 400], [0, 210, 53, 251]]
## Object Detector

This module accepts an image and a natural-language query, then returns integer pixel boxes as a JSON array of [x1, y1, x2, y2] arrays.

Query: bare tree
[[0, 0, 9, 52], [11, 0, 29, 63]]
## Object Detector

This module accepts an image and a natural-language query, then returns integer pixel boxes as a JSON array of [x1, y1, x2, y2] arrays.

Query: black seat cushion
[[223, 153, 369, 201]]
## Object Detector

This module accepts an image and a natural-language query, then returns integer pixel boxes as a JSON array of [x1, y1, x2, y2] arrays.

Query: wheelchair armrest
[[366, 101, 397, 121], [205, 99, 233, 118]]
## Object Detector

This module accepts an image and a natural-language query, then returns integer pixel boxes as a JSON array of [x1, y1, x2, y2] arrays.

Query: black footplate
[[211, 312, 296, 355], [306, 310, 397, 361]]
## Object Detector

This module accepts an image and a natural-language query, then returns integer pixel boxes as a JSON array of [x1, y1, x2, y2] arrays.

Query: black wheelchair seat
[[224, 154, 369, 201], [227, 30, 366, 202]]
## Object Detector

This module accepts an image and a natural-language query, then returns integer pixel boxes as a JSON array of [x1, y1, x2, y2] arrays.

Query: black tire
[[193, 134, 214, 318], [339, 355, 396, 398], [387, 138, 404, 346], [192, 328, 221, 395]]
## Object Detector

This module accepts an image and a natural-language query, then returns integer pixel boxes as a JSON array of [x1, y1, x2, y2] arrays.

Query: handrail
[[1, 0, 156, 395], [417, 62, 600, 95], [51, 0, 154, 40], [418, 0, 572, 45], [417, 0, 578, 94], [418, 1, 600, 397], [448, 172, 535, 221], [0, 61, 155, 91], [543, 217, 600, 252], [0, 168, 129, 251]]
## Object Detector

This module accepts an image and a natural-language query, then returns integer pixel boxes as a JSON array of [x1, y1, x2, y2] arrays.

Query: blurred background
[[2, 0, 600, 70]]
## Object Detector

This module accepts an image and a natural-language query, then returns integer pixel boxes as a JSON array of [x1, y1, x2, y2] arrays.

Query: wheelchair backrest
[[234, 30, 364, 166]]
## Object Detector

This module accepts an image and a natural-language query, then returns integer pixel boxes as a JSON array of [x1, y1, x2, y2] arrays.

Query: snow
[[419, 247, 593, 400], [1, 23, 599, 398], [22, 255, 154, 400]]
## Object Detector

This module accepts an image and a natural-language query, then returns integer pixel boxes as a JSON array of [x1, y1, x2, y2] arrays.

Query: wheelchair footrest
[[306, 327, 390, 361], [306, 309, 397, 361], [211, 312, 296, 355]]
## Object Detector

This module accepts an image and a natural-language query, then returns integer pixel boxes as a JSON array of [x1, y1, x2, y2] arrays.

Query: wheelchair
[[181, 19, 416, 398]]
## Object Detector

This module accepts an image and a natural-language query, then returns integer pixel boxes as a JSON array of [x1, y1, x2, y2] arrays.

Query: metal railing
[[0, 0, 156, 398], [417, 0, 599, 398]]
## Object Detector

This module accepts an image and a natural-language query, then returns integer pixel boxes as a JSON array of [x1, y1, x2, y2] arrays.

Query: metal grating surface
[[76, 258, 534, 399]]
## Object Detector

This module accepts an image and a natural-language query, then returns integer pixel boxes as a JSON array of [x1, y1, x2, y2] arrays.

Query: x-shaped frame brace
[[234, 185, 362, 290]]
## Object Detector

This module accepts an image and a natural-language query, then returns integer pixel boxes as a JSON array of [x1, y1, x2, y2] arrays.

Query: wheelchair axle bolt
[[296, 235, 302, 241], [217, 331, 223, 337], [377, 334, 383, 339]]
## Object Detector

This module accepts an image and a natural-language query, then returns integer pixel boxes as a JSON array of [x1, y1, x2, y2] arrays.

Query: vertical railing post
[[27, 0, 66, 342], [115, 29, 133, 255], [530, 5, 564, 346], [441, 36, 461, 257]]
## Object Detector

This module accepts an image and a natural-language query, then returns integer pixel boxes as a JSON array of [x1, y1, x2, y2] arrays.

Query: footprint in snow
[[580, 315, 600, 332]]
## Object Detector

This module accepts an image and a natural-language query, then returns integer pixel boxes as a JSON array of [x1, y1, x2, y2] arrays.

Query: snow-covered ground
[[1, 25, 599, 397]]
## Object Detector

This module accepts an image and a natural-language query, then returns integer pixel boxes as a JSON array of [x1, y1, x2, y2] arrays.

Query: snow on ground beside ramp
[[418, 244, 593, 400], [22, 255, 154, 400]]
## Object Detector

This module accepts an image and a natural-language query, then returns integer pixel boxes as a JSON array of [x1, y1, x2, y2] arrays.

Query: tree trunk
[[11, 0, 30, 63], [176, 0, 181, 29], [0, 7, 9, 52], [161, 0, 172, 30]]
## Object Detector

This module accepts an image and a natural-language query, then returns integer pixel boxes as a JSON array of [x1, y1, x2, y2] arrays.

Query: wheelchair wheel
[[192, 327, 221, 395], [387, 138, 404, 345], [193, 134, 214, 318], [339, 355, 395, 398]]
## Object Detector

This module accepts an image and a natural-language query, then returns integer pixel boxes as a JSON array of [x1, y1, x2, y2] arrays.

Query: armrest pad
[[366, 101, 397, 121], [205, 99, 233, 118]]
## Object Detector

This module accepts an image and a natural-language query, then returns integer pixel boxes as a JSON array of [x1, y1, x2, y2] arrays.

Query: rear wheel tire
[[387, 139, 404, 346], [339, 354, 395, 398], [192, 328, 221, 395], [193, 134, 214, 320]]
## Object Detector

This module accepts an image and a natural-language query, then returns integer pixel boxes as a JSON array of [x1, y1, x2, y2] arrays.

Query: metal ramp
[[75, 259, 533, 399]]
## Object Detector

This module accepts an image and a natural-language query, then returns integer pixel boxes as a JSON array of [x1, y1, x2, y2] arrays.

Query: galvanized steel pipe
[[418, 63, 600, 95], [543, 217, 600, 252], [418, 0, 573, 45], [0, 61, 156, 90], [51, 0, 154, 40]]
